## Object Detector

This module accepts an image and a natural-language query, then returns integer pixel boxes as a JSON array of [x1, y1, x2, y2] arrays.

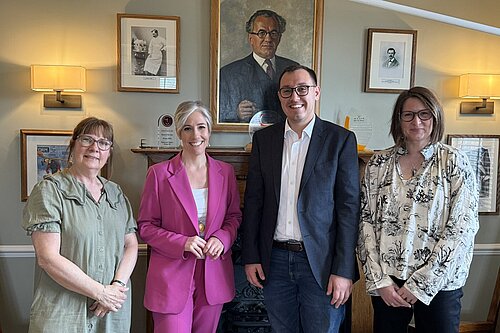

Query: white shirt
[[274, 117, 316, 241], [192, 188, 208, 237], [253, 53, 275, 74]]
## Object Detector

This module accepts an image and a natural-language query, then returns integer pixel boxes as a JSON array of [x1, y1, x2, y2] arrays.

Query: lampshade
[[31, 65, 86, 92], [459, 74, 500, 99]]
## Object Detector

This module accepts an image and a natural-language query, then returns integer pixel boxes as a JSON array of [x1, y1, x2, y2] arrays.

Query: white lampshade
[[459, 74, 500, 99], [31, 65, 86, 92]]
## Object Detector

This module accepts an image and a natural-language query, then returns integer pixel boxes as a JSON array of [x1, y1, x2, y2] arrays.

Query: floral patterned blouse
[[357, 142, 479, 305]]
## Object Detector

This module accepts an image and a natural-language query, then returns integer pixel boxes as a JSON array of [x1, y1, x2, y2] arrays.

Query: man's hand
[[377, 284, 411, 308], [326, 274, 353, 308], [245, 264, 265, 289], [237, 100, 257, 121]]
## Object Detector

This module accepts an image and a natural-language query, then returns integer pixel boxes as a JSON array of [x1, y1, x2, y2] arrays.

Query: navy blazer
[[242, 117, 360, 289], [219, 54, 298, 123]]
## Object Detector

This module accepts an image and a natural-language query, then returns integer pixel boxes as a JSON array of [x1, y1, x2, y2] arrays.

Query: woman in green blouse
[[22, 117, 138, 333]]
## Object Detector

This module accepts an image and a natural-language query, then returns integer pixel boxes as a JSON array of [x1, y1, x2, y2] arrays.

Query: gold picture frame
[[210, 0, 324, 132]]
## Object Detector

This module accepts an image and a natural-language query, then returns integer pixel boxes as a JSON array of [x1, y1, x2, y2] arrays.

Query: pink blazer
[[137, 153, 242, 314]]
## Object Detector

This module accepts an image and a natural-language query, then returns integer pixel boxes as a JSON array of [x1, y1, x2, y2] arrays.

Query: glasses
[[400, 109, 433, 122], [77, 135, 113, 151], [249, 29, 281, 39], [278, 85, 316, 98]]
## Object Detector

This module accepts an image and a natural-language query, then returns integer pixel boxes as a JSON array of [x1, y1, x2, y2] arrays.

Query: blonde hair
[[174, 101, 213, 138]]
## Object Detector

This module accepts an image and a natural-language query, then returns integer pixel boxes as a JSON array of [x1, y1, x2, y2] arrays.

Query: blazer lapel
[[167, 154, 199, 232], [300, 118, 325, 193], [271, 123, 285, 203], [205, 155, 223, 236]]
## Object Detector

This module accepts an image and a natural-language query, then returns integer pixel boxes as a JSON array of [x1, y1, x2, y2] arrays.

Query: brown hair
[[390, 86, 444, 147], [67, 117, 114, 175]]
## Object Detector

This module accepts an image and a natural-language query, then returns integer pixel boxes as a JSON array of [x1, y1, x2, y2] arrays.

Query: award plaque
[[346, 114, 372, 151], [246, 111, 280, 151], [157, 114, 178, 148]]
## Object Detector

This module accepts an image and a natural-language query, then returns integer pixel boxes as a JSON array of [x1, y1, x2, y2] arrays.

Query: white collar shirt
[[274, 117, 316, 241], [253, 53, 275, 74]]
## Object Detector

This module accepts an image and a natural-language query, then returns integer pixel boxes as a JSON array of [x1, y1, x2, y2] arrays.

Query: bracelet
[[111, 279, 126, 287]]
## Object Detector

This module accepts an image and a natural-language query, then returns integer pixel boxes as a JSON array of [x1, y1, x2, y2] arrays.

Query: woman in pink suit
[[138, 100, 242, 333]]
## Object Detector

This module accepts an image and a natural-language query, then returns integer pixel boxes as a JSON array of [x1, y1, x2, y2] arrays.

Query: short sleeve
[[22, 180, 62, 235]]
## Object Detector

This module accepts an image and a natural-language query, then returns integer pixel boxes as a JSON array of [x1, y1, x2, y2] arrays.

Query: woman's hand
[[89, 301, 109, 317], [184, 236, 207, 259], [203, 236, 225, 260], [95, 284, 128, 312], [377, 284, 411, 308], [397, 286, 418, 305]]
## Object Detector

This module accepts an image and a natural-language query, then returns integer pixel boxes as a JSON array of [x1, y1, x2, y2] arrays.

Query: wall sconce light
[[459, 73, 500, 114], [31, 65, 86, 108]]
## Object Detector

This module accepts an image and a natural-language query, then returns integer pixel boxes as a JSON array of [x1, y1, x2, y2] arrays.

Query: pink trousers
[[152, 259, 224, 333]]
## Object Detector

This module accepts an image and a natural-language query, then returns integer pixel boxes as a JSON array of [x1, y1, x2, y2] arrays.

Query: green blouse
[[22, 170, 137, 333]]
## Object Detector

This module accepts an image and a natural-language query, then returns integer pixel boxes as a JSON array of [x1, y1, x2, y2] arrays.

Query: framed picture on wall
[[210, 0, 324, 132], [364, 28, 417, 93], [20, 129, 109, 201], [20, 129, 72, 201], [448, 134, 500, 215], [117, 13, 180, 93]]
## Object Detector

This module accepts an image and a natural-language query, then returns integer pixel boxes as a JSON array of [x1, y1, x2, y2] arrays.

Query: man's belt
[[272, 240, 304, 252]]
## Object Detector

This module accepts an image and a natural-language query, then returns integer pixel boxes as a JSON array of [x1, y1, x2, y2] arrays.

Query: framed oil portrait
[[448, 134, 500, 215], [210, 0, 324, 132], [20, 129, 109, 201], [117, 13, 180, 93], [364, 28, 417, 93]]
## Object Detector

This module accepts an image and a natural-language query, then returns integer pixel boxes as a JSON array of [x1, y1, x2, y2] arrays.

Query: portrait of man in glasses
[[218, 9, 299, 123]]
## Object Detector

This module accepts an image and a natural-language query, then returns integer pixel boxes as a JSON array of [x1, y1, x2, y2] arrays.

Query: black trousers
[[371, 277, 463, 333]]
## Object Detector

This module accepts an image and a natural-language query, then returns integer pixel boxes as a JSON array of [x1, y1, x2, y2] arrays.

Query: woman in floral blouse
[[358, 86, 479, 333]]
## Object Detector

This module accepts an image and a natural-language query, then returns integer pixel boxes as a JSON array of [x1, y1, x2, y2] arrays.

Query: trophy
[[157, 114, 178, 148], [246, 110, 281, 151]]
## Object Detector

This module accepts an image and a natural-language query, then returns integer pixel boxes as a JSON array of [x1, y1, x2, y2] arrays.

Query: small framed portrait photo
[[364, 28, 417, 93]]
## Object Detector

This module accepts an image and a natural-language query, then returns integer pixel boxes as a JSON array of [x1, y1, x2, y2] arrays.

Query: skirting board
[[0, 243, 498, 258]]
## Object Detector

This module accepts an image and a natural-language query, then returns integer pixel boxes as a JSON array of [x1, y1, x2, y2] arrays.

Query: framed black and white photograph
[[117, 13, 180, 93], [20, 129, 72, 201], [210, 0, 324, 132], [448, 134, 500, 215], [364, 28, 417, 93]]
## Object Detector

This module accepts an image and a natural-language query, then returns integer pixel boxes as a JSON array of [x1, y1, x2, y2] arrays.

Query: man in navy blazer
[[219, 9, 298, 123], [242, 64, 360, 333]]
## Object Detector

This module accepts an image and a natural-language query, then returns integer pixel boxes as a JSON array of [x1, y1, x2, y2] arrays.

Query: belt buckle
[[287, 240, 303, 252]]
